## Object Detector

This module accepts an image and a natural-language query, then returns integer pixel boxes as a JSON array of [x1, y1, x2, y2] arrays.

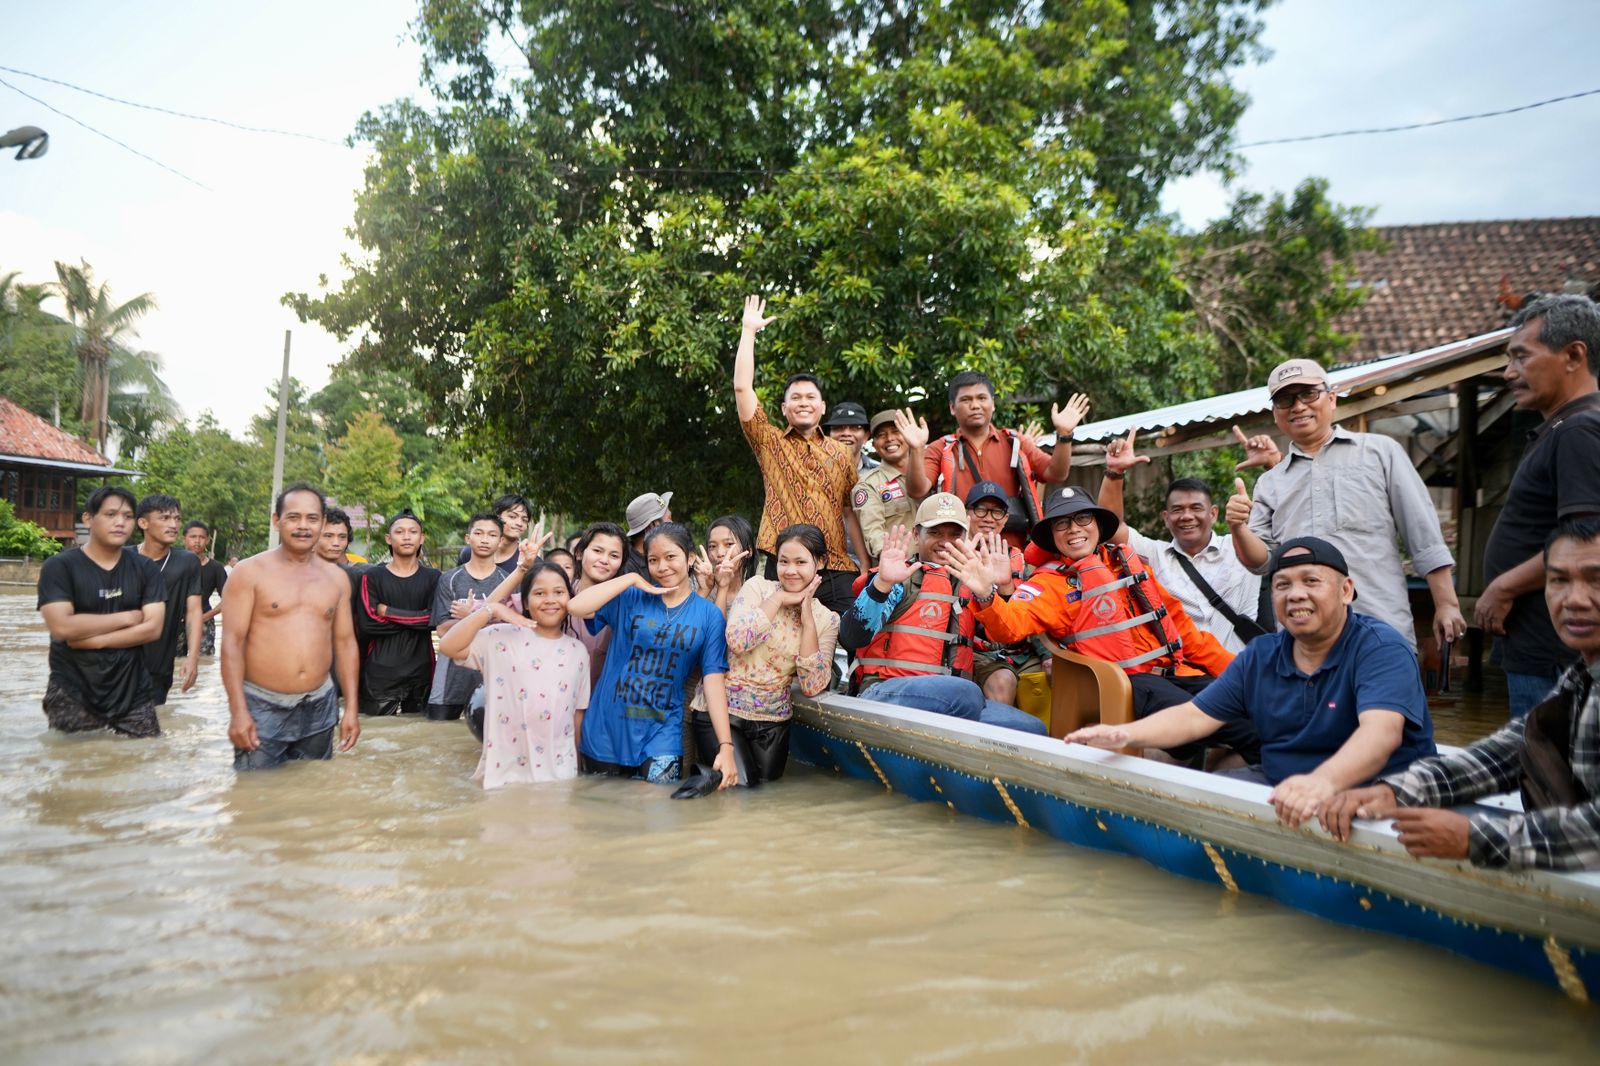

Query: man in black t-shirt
[[37, 486, 167, 736], [1476, 295, 1600, 719], [182, 520, 227, 656], [129, 494, 203, 705], [353, 509, 441, 715]]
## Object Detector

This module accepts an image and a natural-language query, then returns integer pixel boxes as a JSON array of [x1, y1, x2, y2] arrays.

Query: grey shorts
[[234, 677, 340, 771]]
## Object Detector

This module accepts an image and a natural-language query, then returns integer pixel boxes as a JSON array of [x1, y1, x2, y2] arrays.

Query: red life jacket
[[1044, 544, 1188, 675], [854, 566, 976, 685], [934, 428, 1043, 516]]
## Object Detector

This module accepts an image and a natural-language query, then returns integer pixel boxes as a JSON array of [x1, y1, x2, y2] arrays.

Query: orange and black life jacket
[[854, 566, 976, 685], [933, 429, 1043, 525], [1046, 543, 1188, 675]]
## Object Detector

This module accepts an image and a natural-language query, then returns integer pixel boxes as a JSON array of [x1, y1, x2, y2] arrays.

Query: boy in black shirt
[[129, 494, 202, 704], [353, 509, 440, 715], [36, 486, 167, 736], [183, 519, 227, 655]]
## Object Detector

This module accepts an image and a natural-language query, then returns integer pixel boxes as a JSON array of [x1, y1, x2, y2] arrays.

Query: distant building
[[1334, 217, 1600, 359], [0, 396, 135, 544]]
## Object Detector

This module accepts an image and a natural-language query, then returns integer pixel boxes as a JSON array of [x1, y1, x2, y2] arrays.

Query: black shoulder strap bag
[[1169, 549, 1272, 644]]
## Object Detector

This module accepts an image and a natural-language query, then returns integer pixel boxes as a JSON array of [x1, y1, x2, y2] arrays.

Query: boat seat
[[1046, 643, 1134, 741]]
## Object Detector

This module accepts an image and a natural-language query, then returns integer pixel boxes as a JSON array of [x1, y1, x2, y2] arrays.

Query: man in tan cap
[[836, 492, 1048, 734], [1225, 358, 1466, 655], [624, 491, 672, 556], [851, 409, 920, 567]]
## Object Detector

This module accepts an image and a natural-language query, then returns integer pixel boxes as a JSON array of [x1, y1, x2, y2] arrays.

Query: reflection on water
[[0, 592, 1595, 1063]]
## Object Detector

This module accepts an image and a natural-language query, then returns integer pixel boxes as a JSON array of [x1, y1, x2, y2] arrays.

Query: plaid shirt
[[1381, 661, 1600, 870]]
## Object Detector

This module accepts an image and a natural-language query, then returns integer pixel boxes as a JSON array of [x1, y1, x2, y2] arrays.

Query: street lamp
[[1, 126, 49, 160]]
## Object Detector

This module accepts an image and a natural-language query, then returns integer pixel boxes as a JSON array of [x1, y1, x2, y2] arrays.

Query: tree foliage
[[291, 0, 1374, 523], [325, 410, 406, 537], [0, 498, 62, 558]]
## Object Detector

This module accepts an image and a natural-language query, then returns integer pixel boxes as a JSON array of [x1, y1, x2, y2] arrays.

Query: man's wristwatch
[[1104, 470, 1125, 481]]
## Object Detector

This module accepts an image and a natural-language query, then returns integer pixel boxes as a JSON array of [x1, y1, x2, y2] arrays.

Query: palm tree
[[51, 260, 156, 456], [106, 346, 182, 461]]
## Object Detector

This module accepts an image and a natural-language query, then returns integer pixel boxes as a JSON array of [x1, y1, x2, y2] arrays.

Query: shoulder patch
[[1012, 581, 1042, 602], [852, 486, 870, 509]]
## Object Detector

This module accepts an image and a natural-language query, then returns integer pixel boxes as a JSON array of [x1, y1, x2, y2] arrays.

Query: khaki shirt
[[852, 464, 917, 565]]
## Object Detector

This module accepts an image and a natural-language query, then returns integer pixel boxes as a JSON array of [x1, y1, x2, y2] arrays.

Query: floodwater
[[0, 591, 1595, 1065]]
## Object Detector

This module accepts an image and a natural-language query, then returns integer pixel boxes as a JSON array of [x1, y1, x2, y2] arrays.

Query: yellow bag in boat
[[1016, 669, 1051, 731]]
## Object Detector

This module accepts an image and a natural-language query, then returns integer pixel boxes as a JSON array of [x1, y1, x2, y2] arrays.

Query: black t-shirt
[[197, 557, 227, 608], [37, 547, 165, 719], [1482, 393, 1600, 675], [126, 546, 201, 685], [353, 563, 441, 698]]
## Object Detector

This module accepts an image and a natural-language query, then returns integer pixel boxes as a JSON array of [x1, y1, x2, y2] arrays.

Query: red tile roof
[[0, 396, 111, 466], [1332, 218, 1600, 359]]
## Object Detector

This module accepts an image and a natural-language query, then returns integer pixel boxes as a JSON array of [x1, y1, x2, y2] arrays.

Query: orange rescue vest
[[934, 429, 1043, 519], [1036, 544, 1188, 675], [854, 566, 976, 684]]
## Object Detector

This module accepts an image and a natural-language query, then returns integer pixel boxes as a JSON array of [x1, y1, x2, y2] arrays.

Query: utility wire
[[0, 75, 212, 190], [1234, 87, 1600, 148], [0, 64, 348, 146]]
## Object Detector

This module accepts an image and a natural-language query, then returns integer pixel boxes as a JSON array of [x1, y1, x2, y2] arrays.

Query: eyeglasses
[[1271, 386, 1327, 410], [1050, 514, 1098, 531], [969, 506, 1008, 520]]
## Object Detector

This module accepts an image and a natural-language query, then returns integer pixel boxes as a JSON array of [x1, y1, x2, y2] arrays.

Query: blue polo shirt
[[1193, 609, 1435, 785]]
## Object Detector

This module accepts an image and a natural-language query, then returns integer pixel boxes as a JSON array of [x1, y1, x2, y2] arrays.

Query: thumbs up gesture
[[1225, 477, 1254, 530]]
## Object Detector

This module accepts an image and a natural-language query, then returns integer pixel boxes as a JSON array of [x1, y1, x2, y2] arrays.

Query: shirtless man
[[221, 482, 360, 770]]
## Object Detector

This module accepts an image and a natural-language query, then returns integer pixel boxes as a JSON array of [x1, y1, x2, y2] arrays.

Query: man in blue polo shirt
[[1066, 536, 1436, 828]]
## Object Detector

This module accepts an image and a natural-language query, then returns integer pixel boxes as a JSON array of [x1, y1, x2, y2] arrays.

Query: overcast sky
[[3, 1, 1596, 442]]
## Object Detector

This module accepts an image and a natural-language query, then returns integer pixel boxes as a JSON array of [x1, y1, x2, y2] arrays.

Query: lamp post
[[0, 126, 49, 160]]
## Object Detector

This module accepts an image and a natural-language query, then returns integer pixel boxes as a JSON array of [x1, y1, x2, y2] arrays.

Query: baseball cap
[[1267, 536, 1356, 598], [868, 409, 900, 435], [1028, 486, 1118, 553], [1266, 358, 1330, 397], [823, 402, 870, 428], [964, 480, 1009, 509], [914, 492, 969, 532], [624, 491, 673, 536]]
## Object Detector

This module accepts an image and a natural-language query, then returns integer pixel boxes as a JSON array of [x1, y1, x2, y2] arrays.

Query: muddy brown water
[[1, 592, 1596, 1063]]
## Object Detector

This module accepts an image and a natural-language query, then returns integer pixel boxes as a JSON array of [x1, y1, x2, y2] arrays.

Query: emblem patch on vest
[[1091, 595, 1118, 621]]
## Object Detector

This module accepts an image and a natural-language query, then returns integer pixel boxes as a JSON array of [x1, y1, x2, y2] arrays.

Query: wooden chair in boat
[[1040, 636, 1135, 745]]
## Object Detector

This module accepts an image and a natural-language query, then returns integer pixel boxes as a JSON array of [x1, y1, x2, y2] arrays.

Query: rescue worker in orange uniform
[[838, 493, 1049, 735], [946, 488, 1261, 765]]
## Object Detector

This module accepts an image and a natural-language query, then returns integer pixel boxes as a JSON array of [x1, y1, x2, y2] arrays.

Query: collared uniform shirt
[[852, 464, 917, 565], [1247, 426, 1454, 651], [922, 425, 1054, 551], [742, 405, 858, 571], [1127, 528, 1262, 655], [1381, 659, 1600, 870]]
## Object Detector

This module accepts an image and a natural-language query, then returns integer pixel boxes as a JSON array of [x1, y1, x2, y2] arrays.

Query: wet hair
[[774, 523, 826, 562], [84, 485, 137, 518], [1164, 478, 1215, 506], [492, 493, 532, 518], [466, 510, 505, 535], [1546, 518, 1600, 558], [1509, 294, 1600, 376], [136, 493, 181, 520], [783, 373, 823, 401], [642, 522, 695, 561], [183, 519, 210, 535], [947, 370, 994, 405], [707, 513, 758, 580], [275, 481, 326, 517], [322, 507, 352, 536]]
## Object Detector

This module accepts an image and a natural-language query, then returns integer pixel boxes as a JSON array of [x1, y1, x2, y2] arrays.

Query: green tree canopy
[[291, 0, 1373, 523], [325, 409, 405, 540]]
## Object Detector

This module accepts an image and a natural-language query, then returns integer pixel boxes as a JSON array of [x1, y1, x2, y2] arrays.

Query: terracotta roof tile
[[1334, 217, 1600, 359], [0, 396, 112, 466]]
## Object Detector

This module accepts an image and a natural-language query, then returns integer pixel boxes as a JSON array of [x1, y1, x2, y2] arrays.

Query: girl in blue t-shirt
[[567, 523, 739, 787]]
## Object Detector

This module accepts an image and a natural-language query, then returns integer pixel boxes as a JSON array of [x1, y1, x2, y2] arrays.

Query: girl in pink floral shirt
[[439, 562, 590, 788], [691, 524, 838, 784]]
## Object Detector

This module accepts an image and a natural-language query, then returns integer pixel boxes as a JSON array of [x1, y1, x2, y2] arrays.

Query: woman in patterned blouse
[[691, 523, 840, 785]]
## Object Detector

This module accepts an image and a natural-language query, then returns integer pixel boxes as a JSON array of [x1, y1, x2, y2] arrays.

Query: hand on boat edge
[[1320, 783, 1398, 841], [1064, 725, 1131, 748]]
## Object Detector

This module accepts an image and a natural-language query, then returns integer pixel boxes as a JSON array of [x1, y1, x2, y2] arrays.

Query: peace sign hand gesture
[[1105, 426, 1151, 475], [715, 549, 751, 589], [741, 294, 776, 334]]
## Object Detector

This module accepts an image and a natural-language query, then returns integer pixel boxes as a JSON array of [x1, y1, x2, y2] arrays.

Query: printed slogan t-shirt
[[37, 547, 166, 721], [578, 586, 729, 769]]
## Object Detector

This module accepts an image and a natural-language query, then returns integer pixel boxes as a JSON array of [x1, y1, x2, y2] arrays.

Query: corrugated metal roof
[[0, 453, 140, 476], [1056, 328, 1513, 444]]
